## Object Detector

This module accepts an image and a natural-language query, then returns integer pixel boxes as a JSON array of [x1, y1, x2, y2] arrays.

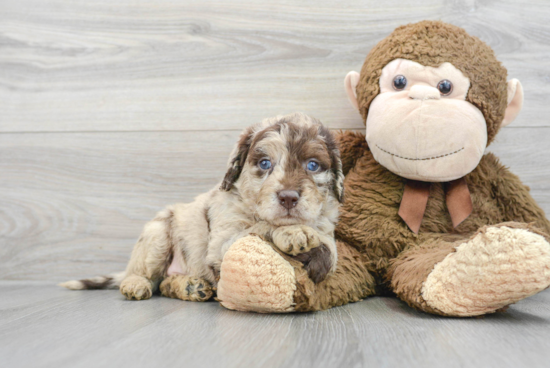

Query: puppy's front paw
[[272, 225, 321, 256], [120, 275, 153, 301], [292, 244, 333, 284]]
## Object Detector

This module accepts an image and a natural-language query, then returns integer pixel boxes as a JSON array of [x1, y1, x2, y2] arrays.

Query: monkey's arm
[[334, 130, 369, 176], [489, 154, 550, 234]]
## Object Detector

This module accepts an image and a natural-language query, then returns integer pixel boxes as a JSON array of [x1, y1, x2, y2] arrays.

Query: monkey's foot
[[217, 235, 296, 313], [422, 225, 550, 316], [120, 275, 153, 301], [160, 275, 213, 302]]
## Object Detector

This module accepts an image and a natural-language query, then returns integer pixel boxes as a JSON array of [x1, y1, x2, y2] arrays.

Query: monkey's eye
[[393, 75, 407, 90], [437, 80, 453, 96], [259, 159, 272, 170], [306, 160, 320, 172]]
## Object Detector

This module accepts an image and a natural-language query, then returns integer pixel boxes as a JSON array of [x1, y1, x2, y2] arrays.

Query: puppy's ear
[[319, 125, 345, 203], [331, 151, 345, 203], [221, 128, 253, 191]]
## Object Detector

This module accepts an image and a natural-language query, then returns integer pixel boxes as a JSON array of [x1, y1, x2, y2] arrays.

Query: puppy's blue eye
[[259, 159, 272, 170], [306, 161, 320, 172]]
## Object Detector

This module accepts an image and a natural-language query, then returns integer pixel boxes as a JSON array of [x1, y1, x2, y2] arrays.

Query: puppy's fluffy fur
[[61, 113, 344, 302]]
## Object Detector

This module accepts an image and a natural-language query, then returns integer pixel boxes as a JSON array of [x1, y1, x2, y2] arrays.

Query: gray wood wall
[[2, 0, 549, 281]]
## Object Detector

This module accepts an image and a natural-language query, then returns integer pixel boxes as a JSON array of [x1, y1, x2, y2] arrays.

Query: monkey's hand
[[272, 225, 321, 256]]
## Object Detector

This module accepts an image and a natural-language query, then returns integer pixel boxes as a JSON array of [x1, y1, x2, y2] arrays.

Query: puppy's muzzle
[[278, 190, 300, 210]]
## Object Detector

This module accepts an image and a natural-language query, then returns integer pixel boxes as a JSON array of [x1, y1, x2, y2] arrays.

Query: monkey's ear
[[502, 79, 524, 127], [344, 71, 360, 110], [220, 130, 252, 191]]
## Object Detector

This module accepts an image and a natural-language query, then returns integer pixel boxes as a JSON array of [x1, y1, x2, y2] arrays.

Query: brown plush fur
[[287, 130, 550, 313], [280, 21, 550, 314], [388, 221, 550, 315], [356, 21, 507, 145], [272, 240, 376, 312], [337, 132, 550, 284], [388, 237, 460, 315]]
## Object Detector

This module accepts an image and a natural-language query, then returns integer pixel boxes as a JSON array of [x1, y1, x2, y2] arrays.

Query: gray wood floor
[[2, 281, 550, 368], [3, 0, 550, 367]]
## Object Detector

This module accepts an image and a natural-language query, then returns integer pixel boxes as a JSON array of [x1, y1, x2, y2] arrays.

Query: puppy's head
[[221, 113, 344, 226]]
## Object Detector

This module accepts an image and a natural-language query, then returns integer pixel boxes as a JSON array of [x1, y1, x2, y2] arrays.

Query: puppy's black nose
[[278, 190, 300, 210]]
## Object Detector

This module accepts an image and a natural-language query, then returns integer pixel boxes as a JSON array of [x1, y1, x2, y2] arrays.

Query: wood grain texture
[[1, 0, 550, 132], [0, 131, 240, 280], [0, 128, 549, 281], [1, 0, 550, 282], [1, 281, 550, 368]]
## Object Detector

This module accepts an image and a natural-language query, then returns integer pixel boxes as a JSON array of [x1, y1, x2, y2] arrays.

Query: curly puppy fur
[[61, 113, 344, 300]]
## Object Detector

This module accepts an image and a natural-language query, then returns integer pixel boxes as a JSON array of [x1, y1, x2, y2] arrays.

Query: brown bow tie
[[398, 178, 473, 234]]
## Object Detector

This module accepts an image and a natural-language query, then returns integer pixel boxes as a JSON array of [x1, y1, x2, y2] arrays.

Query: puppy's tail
[[59, 271, 126, 290]]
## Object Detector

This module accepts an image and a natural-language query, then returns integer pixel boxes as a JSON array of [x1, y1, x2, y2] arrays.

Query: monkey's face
[[365, 59, 487, 182]]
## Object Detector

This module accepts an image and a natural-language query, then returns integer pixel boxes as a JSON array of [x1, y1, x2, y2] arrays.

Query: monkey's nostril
[[278, 190, 300, 210]]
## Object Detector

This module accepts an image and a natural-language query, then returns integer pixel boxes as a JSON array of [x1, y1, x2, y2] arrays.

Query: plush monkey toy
[[215, 21, 550, 316]]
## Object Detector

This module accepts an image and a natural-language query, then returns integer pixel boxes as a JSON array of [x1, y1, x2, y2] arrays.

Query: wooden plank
[[1, 282, 550, 368], [1, 0, 550, 132], [0, 130, 240, 280], [0, 127, 549, 281]]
